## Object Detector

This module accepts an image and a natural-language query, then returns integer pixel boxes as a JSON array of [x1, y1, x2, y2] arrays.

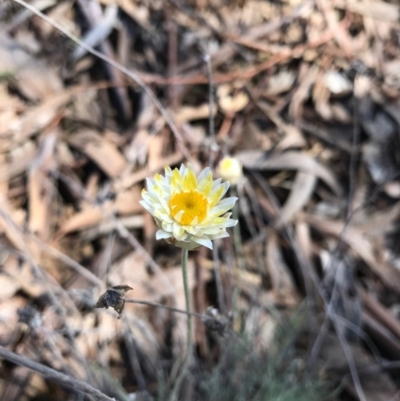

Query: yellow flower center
[[169, 190, 208, 225]]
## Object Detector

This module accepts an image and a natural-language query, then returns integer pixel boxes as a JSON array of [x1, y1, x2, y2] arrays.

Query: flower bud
[[217, 156, 243, 186]]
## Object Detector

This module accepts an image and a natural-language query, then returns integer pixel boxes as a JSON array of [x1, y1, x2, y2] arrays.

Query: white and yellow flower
[[140, 164, 238, 250]]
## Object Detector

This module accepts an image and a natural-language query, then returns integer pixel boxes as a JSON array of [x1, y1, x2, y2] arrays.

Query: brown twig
[[124, 298, 204, 320]]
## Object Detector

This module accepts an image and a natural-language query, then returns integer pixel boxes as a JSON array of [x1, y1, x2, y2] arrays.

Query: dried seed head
[[202, 306, 232, 336], [94, 285, 133, 318]]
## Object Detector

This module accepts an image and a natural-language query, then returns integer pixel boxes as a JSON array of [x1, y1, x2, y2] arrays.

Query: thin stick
[[124, 298, 203, 320], [0, 346, 116, 401], [11, 0, 191, 162]]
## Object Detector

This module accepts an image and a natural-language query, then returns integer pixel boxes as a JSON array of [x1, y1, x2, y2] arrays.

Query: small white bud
[[216, 156, 243, 186]]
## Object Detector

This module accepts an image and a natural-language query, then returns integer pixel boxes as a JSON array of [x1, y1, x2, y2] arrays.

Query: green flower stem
[[170, 248, 192, 401], [231, 186, 245, 328], [181, 248, 192, 361]]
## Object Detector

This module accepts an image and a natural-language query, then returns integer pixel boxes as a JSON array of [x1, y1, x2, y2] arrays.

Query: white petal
[[219, 218, 237, 228], [159, 199, 171, 212], [209, 181, 230, 205], [192, 237, 213, 249], [162, 222, 173, 232], [156, 203, 172, 216], [185, 225, 203, 236], [156, 230, 172, 240], [159, 182, 172, 194], [212, 178, 222, 188], [197, 167, 211, 182], [142, 191, 159, 205], [201, 227, 224, 235], [173, 223, 186, 240], [139, 200, 154, 214], [154, 209, 174, 223], [201, 218, 237, 233], [203, 214, 233, 227], [146, 177, 156, 191], [218, 181, 231, 198], [210, 197, 238, 216], [174, 210, 184, 223], [164, 166, 173, 177], [223, 196, 238, 205], [209, 231, 230, 240]]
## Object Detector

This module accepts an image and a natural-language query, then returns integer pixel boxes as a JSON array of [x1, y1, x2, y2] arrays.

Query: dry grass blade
[[276, 171, 317, 227]]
